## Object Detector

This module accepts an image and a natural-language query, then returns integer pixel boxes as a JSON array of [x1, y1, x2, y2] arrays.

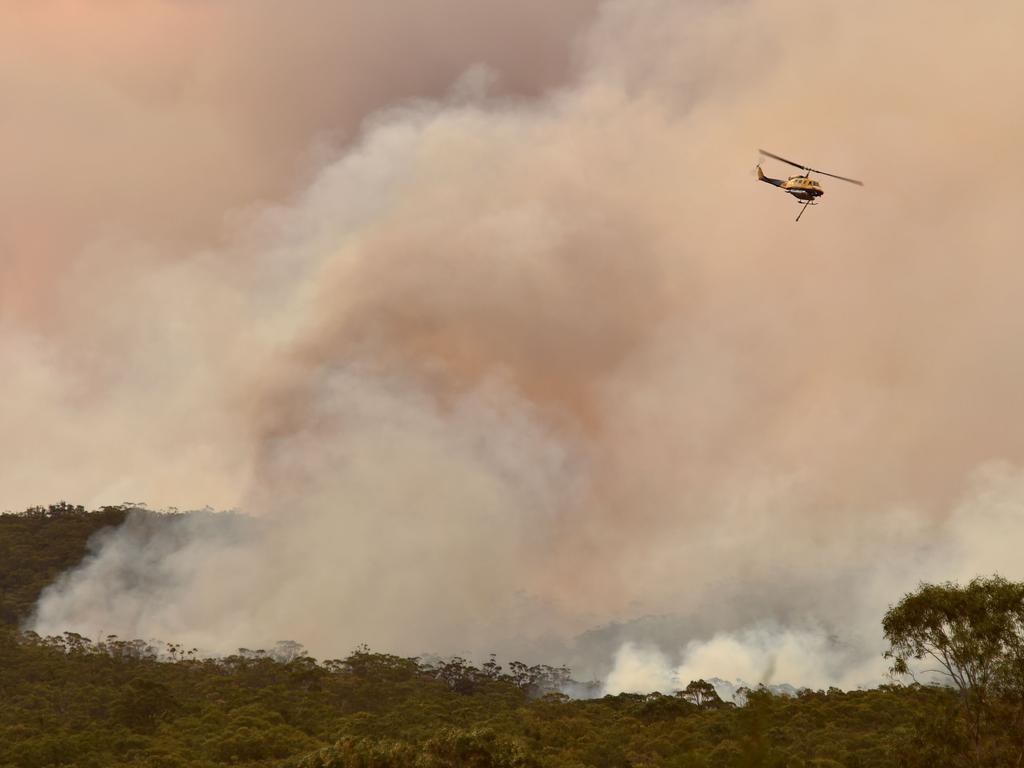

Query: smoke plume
[[7, 0, 1024, 688]]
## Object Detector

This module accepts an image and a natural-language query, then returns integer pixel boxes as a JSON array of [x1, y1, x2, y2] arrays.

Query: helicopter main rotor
[[758, 148, 864, 186]]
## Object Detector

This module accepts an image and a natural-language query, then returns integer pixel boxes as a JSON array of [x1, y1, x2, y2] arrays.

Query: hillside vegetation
[[0, 503, 128, 627], [0, 506, 1020, 768], [0, 627, 946, 768]]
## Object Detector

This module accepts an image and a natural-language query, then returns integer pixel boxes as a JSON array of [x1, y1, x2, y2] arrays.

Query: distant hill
[[0, 502, 129, 627]]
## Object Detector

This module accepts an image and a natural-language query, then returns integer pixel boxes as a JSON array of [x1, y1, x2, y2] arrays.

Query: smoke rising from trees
[[7, 0, 1024, 687]]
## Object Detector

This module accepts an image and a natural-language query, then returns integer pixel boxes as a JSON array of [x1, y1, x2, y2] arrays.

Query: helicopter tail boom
[[756, 165, 785, 187]]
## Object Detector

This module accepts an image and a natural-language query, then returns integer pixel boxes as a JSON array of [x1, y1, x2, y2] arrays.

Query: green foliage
[[883, 576, 1024, 767], [0, 503, 128, 626], [3, 507, 1022, 767], [0, 626, 951, 768], [294, 728, 538, 768], [679, 680, 726, 710]]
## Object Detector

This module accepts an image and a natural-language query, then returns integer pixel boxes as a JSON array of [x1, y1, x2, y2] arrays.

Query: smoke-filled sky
[[5, 0, 1024, 691]]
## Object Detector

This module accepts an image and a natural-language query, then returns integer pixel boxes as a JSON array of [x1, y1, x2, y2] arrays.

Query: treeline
[[2, 505, 1023, 766], [0, 626, 944, 768]]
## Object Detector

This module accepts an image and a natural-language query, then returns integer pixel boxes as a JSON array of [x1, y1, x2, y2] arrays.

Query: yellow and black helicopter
[[756, 149, 863, 222]]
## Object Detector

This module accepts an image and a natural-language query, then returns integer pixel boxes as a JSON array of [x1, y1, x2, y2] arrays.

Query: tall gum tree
[[883, 575, 1024, 768]]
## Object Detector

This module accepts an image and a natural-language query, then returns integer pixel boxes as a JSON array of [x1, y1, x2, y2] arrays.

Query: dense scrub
[[2, 506, 1020, 767], [0, 503, 128, 627], [0, 627, 947, 768]]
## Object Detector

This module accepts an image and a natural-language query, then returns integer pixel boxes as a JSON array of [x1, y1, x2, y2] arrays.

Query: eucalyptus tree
[[883, 575, 1024, 767]]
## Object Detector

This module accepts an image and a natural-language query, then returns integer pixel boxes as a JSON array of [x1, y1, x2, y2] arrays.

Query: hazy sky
[[7, 0, 1024, 689]]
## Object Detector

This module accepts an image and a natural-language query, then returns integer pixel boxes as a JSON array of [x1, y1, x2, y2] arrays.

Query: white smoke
[[601, 463, 1024, 693], [9, 0, 1024, 689], [603, 643, 676, 695], [32, 370, 583, 657], [603, 628, 873, 697]]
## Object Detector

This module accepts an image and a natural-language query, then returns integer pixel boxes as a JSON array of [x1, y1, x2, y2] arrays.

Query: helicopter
[[756, 149, 863, 222]]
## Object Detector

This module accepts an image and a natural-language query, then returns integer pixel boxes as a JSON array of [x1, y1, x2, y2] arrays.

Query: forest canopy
[[2, 505, 1022, 768]]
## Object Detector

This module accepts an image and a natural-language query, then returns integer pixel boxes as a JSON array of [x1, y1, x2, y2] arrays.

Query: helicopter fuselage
[[756, 150, 862, 222], [758, 166, 824, 202], [780, 176, 823, 201]]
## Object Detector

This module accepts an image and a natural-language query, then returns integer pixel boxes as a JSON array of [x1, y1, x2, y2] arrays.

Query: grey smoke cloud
[[0, 0, 597, 325], [1, 0, 598, 509], [11, 0, 1024, 687]]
